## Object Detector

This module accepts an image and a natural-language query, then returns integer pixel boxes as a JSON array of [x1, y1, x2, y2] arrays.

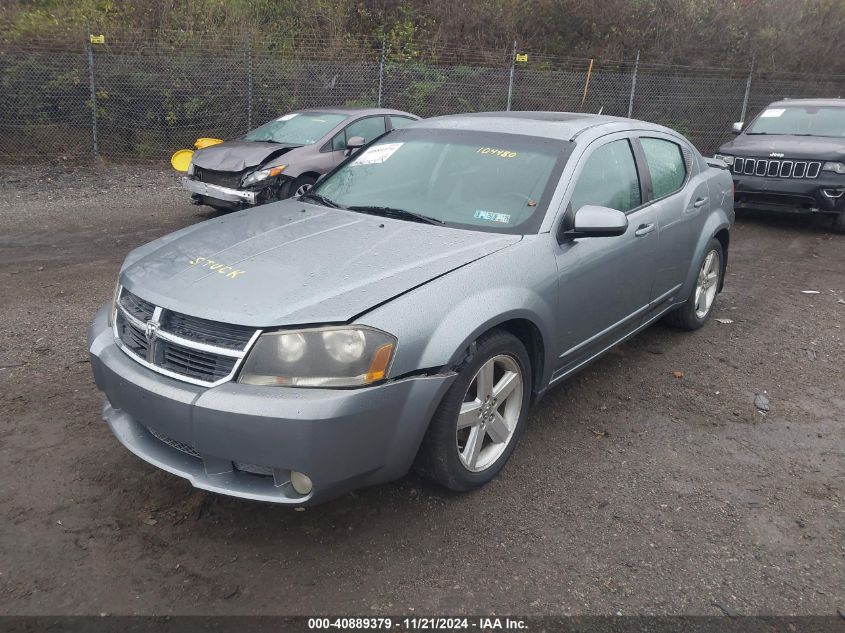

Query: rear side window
[[390, 115, 416, 129], [569, 139, 641, 213], [640, 138, 687, 199]]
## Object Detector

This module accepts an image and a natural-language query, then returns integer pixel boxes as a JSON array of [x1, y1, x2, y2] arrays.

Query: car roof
[[292, 107, 417, 117], [767, 98, 845, 108], [409, 111, 676, 141]]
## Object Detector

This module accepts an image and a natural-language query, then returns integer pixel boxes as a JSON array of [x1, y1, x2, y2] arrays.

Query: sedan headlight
[[714, 154, 734, 165], [241, 165, 286, 187], [238, 326, 396, 388], [822, 161, 845, 175]]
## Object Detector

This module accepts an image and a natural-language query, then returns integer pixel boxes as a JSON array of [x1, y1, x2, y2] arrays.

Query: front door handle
[[635, 223, 655, 237], [692, 196, 709, 208]]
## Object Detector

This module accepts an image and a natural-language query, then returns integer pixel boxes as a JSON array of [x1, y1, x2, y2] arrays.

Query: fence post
[[86, 40, 99, 159], [739, 56, 754, 124], [377, 34, 386, 107], [506, 40, 516, 111], [246, 37, 253, 131], [627, 50, 640, 118]]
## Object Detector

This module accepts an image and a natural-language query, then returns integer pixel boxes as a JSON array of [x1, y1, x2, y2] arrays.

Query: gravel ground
[[0, 166, 843, 616]]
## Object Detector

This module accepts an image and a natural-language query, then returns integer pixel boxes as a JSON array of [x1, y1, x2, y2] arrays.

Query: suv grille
[[113, 287, 260, 386], [193, 167, 244, 190], [733, 157, 821, 179]]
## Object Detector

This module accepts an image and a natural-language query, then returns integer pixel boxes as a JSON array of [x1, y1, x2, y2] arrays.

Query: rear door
[[635, 135, 709, 314], [553, 135, 659, 376]]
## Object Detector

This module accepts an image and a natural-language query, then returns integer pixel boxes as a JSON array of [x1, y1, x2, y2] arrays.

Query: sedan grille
[[113, 287, 260, 386], [733, 157, 821, 179], [193, 167, 244, 190]]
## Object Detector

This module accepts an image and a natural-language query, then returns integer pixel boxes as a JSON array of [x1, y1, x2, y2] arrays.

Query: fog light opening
[[822, 188, 845, 199], [290, 471, 313, 496]]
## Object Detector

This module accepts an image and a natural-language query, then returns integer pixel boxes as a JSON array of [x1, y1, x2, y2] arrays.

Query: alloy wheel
[[295, 183, 313, 197], [456, 354, 524, 472], [694, 249, 720, 319]]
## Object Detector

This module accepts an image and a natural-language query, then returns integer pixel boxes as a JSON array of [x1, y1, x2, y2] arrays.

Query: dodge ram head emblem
[[144, 319, 160, 342], [770, 152, 784, 157]]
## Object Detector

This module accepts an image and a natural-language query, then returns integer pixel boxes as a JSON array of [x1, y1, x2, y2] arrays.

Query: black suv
[[716, 99, 845, 233]]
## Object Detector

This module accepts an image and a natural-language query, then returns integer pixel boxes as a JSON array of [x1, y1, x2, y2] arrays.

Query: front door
[[553, 137, 659, 379]]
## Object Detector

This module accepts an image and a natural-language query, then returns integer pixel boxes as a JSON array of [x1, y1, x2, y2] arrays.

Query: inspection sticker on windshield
[[760, 108, 785, 118], [276, 113, 298, 121], [352, 142, 403, 166], [474, 209, 511, 223]]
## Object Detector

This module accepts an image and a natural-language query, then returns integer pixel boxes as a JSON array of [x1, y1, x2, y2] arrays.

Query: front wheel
[[832, 212, 845, 234], [664, 238, 723, 330], [414, 330, 532, 491]]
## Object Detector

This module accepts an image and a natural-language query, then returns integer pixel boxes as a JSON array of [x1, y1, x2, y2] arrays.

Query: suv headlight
[[107, 281, 121, 326], [714, 154, 734, 165], [241, 165, 286, 187], [238, 326, 396, 388], [822, 161, 845, 175]]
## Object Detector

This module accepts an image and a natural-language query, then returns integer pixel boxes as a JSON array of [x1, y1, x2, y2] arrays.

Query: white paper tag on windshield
[[760, 108, 785, 118], [352, 142, 403, 165], [276, 113, 298, 121]]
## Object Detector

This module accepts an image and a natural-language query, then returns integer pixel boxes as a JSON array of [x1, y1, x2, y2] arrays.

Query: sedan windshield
[[746, 106, 845, 137], [243, 112, 347, 144], [313, 129, 571, 234]]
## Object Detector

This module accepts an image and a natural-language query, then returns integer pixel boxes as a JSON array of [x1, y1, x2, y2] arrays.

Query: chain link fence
[[2, 32, 845, 163]]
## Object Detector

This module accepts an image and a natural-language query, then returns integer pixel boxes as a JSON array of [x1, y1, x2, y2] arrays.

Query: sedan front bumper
[[88, 306, 455, 505], [181, 176, 257, 204]]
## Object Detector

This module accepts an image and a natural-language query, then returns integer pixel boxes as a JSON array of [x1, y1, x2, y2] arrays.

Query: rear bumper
[[181, 176, 257, 205], [88, 305, 456, 505], [733, 173, 845, 214]]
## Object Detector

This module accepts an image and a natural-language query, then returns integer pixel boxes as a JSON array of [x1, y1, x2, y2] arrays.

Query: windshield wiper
[[300, 192, 343, 209], [346, 205, 445, 225]]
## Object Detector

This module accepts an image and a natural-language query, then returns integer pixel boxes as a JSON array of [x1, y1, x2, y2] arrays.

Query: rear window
[[243, 112, 347, 145], [746, 106, 845, 138], [640, 138, 687, 199]]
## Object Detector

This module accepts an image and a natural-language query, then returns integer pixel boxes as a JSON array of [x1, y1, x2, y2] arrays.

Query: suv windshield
[[746, 106, 845, 137], [243, 112, 347, 144], [312, 129, 571, 234]]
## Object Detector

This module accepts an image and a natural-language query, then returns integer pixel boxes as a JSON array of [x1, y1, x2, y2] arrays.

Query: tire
[[414, 329, 532, 492], [664, 238, 724, 331], [832, 212, 845, 234], [289, 175, 317, 199]]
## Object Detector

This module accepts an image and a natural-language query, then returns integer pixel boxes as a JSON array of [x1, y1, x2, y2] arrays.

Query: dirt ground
[[0, 166, 843, 616]]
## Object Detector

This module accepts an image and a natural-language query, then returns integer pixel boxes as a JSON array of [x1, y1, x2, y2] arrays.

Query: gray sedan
[[88, 112, 734, 505], [182, 107, 418, 210]]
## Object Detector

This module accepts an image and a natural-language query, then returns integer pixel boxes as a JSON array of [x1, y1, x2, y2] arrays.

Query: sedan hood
[[120, 201, 520, 327], [719, 134, 845, 161], [191, 140, 301, 172]]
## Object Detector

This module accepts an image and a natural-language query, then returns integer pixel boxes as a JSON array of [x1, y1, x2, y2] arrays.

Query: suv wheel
[[414, 330, 531, 491], [832, 212, 845, 235], [664, 238, 724, 331]]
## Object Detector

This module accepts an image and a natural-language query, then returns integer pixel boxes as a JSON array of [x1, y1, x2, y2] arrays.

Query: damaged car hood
[[191, 140, 301, 172], [120, 201, 521, 327]]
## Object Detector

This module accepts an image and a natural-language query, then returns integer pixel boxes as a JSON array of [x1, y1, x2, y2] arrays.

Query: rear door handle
[[692, 197, 709, 208], [635, 223, 655, 237]]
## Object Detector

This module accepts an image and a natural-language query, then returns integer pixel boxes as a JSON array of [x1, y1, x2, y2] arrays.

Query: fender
[[678, 209, 732, 301]]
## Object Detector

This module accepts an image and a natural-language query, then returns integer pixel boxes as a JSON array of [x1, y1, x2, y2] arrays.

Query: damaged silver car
[[90, 112, 733, 506], [182, 107, 418, 210]]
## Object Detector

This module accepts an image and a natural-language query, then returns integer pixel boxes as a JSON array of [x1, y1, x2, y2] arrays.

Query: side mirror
[[344, 136, 366, 156], [731, 121, 743, 134], [564, 205, 629, 239]]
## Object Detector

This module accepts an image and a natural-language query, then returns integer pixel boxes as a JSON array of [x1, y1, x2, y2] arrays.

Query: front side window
[[640, 137, 687, 199], [313, 129, 571, 234], [746, 106, 845, 138], [569, 140, 642, 214], [243, 112, 347, 145]]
